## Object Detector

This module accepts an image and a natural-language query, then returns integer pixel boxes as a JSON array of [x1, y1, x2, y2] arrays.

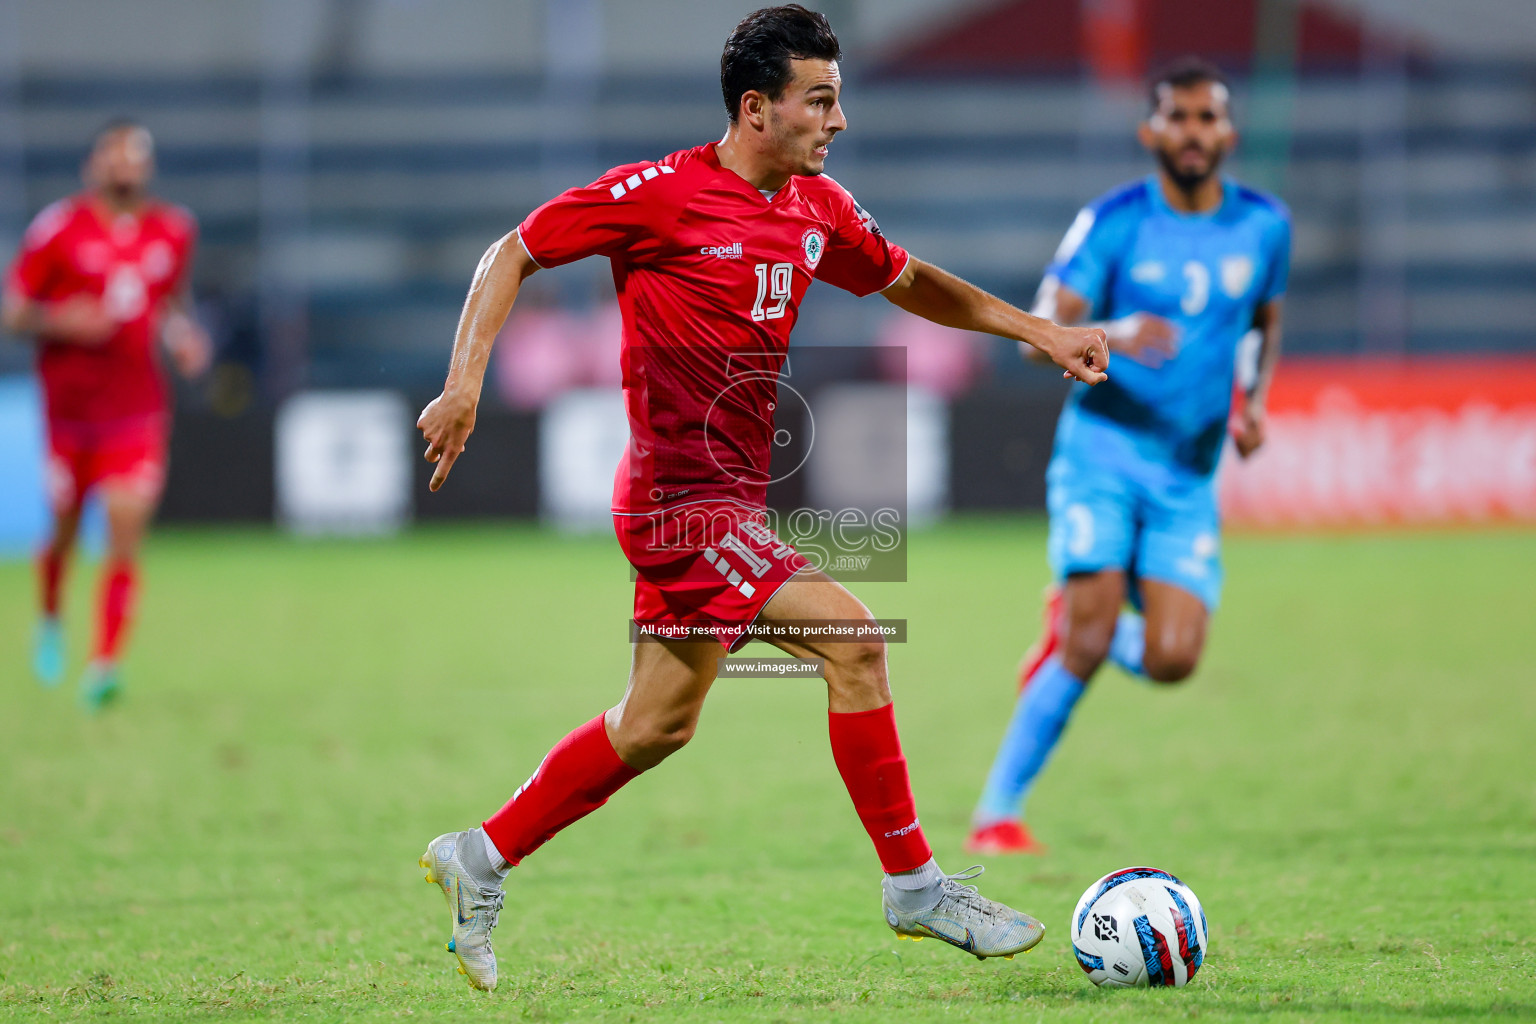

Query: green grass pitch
[[1, 520, 1532, 1022]]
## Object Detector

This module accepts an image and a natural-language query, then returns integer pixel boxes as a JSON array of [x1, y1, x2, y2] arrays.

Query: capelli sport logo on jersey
[[701, 242, 743, 259], [801, 228, 826, 269]]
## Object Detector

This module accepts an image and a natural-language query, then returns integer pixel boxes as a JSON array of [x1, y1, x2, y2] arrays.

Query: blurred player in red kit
[[413, 7, 1108, 990], [3, 120, 210, 709]]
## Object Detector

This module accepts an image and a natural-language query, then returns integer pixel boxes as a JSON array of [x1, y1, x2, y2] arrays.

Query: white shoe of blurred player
[[419, 831, 505, 991], [882, 865, 1045, 960]]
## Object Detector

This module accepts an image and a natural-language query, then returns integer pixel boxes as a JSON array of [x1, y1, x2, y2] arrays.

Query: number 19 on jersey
[[751, 262, 794, 322]]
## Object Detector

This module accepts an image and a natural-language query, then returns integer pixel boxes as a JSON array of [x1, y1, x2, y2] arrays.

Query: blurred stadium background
[[1, 0, 1533, 545], [3, 4, 1534, 1018]]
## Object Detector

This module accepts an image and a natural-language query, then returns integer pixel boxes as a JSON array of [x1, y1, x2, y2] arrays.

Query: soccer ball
[[1070, 867, 1207, 988]]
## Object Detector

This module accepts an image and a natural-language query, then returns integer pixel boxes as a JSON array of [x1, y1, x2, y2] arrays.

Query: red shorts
[[615, 501, 810, 652], [46, 416, 168, 510]]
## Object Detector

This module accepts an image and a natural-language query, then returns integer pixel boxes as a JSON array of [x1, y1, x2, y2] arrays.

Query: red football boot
[[964, 820, 1048, 856], [1016, 585, 1064, 693]]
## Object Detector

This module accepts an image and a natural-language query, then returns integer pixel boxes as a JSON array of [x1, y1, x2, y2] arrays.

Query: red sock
[[38, 549, 67, 618], [828, 703, 933, 873], [483, 714, 640, 866], [94, 559, 138, 663]]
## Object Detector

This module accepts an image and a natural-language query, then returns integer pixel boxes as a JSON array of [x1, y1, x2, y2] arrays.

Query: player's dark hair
[[1147, 57, 1229, 113], [93, 117, 152, 150], [95, 116, 147, 139], [721, 5, 841, 123]]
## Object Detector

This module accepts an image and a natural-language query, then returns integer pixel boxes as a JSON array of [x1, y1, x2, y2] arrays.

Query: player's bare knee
[[615, 714, 698, 769], [1143, 648, 1198, 684], [1061, 619, 1114, 679], [826, 675, 891, 711], [1143, 617, 1204, 683], [826, 635, 885, 675], [825, 637, 886, 681], [823, 636, 890, 708], [640, 719, 698, 759]]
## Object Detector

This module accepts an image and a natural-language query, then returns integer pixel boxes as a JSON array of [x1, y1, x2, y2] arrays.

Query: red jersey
[[6, 194, 197, 426], [517, 143, 909, 514]]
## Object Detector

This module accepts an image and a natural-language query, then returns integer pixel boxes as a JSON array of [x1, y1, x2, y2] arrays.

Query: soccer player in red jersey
[[3, 121, 210, 709], [413, 7, 1108, 990]]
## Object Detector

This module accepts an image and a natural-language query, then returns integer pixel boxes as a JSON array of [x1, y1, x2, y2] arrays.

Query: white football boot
[[882, 865, 1046, 960], [419, 831, 505, 991]]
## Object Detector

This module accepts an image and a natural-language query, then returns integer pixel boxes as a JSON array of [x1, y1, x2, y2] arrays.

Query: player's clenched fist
[[417, 390, 478, 491], [163, 309, 212, 377], [1037, 323, 1110, 385], [1231, 402, 1267, 459], [1106, 312, 1179, 367]]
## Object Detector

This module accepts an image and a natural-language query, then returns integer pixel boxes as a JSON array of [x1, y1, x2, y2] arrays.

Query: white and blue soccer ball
[[1070, 867, 1208, 988]]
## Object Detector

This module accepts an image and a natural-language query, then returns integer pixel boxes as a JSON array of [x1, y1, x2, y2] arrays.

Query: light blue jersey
[[1043, 176, 1290, 607]]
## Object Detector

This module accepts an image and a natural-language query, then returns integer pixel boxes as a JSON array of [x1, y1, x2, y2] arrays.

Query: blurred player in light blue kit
[[968, 58, 1291, 854]]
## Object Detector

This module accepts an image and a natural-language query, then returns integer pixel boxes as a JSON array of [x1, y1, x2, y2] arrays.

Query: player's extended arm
[[161, 286, 213, 378], [0, 289, 115, 345], [881, 258, 1107, 384], [417, 230, 540, 491], [1030, 277, 1178, 367], [1232, 298, 1284, 459]]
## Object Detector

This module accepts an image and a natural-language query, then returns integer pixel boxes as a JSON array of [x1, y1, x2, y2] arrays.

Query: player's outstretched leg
[[1014, 585, 1063, 694], [762, 573, 1045, 959], [968, 573, 1121, 854], [32, 505, 80, 688], [968, 587, 1061, 854], [1137, 579, 1209, 684], [79, 486, 155, 711], [80, 558, 135, 711], [33, 616, 65, 688], [419, 636, 718, 990], [967, 655, 1084, 854], [420, 712, 638, 991]]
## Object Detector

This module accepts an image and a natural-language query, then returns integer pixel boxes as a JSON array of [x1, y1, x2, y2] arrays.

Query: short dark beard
[[1155, 146, 1221, 197], [766, 117, 825, 178], [104, 182, 144, 207]]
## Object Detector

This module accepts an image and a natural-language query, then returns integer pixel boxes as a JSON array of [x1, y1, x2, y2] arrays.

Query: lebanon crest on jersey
[[801, 227, 825, 270]]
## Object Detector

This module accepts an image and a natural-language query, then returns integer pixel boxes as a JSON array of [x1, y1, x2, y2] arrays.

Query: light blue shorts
[[1045, 445, 1223, 611]]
